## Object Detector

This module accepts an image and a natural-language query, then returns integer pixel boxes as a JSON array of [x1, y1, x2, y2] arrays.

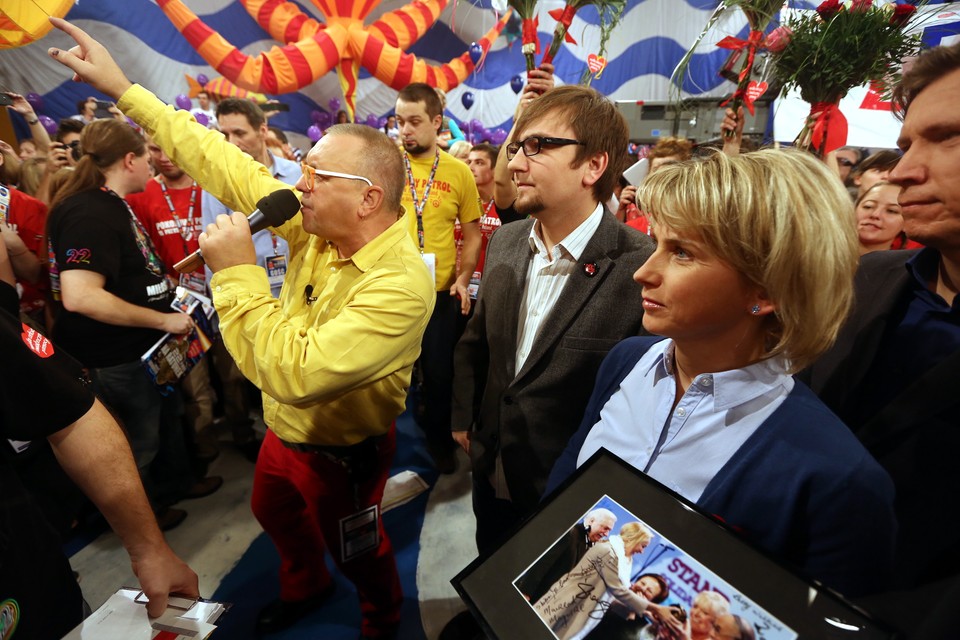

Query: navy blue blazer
[[547, 337, 897, 598]]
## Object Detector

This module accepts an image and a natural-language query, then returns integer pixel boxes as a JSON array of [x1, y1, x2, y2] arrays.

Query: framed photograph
[[452, 449, 895, 640]]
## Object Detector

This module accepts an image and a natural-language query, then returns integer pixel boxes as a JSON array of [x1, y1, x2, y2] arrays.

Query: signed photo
[[515, 496, 797, 640]]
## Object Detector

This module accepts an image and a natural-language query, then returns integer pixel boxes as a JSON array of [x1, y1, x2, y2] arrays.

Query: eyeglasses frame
[[300, 162, 373, 190], [505, 136, 587, 160]]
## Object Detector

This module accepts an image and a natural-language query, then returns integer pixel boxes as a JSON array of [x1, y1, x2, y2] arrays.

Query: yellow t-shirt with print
[[402, 149, 482, 291]]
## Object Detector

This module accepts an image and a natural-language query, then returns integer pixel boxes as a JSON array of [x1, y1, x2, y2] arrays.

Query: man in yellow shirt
[[47, 18, 435, 639], [396, 83, 482, 473]]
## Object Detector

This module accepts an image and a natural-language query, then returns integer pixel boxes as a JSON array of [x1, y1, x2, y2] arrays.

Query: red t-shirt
[[1, 185, 48, 314], [127, 179, 203, 277]]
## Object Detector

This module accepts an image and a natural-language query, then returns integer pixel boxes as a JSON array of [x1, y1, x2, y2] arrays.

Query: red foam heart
[[587, 53, 607, 74], [745, 80, 768, 103]]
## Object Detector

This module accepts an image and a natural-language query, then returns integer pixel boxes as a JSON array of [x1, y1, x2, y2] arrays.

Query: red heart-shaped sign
[[587, 53, 607, 74], [746, 81, 768, 104]]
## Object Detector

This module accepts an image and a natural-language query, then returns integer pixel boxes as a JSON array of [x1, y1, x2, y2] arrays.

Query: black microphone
[[174, 189, 301, 273]]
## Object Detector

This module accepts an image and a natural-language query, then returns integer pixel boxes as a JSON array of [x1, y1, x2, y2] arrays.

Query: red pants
[[251, 427, 403, 636]]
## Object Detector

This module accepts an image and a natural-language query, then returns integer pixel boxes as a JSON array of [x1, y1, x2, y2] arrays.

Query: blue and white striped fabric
[[0, 0, 950, 146]]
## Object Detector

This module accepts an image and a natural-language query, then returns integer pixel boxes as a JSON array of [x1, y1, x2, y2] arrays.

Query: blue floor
[[211, 409, 438, 639]]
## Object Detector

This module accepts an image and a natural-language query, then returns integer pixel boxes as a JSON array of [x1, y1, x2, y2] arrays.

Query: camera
[[68, 140, 82, 162]]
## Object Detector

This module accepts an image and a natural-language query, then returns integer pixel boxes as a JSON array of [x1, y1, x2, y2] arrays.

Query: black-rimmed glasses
[[506, 136, 586, 160]]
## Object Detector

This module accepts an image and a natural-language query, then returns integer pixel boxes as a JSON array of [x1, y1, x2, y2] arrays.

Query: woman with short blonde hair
[[548, 148, 896, 598], [637, 148, 857, 372]]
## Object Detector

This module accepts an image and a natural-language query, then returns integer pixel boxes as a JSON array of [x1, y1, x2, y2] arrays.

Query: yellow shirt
[[119, 84, 435, 445], [402, 150, 482, 291]]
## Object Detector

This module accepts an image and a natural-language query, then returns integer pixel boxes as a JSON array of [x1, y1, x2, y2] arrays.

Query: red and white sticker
[[21, 323, 54, 358]]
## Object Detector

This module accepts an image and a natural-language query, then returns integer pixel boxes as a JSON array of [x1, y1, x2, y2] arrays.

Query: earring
[[751, 305, 761, 315]]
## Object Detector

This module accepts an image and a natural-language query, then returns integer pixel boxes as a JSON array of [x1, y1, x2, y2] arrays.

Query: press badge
[[421, 252, 436, 285], [265, 254, 288, 287], [340, 505, 380, 562]]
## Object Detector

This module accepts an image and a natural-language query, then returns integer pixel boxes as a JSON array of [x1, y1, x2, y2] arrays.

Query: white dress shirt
[[577, 340, 794, 501], [515, 203, 604, 373]]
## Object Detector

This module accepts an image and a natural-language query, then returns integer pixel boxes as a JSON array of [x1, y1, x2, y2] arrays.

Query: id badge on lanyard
[[420, 252, 436, 285], [265, 254, 288, 287]]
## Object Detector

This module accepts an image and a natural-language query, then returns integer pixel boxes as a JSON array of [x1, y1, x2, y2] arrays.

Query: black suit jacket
[[805, 249, 960, 587], [452, 211, 653, 511]]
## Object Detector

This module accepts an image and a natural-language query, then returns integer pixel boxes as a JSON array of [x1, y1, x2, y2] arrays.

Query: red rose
[[763, 26, 793, 54], [850, 0, 873, 12], [890, 4, 917, 27], [816, 0, 843, 20]]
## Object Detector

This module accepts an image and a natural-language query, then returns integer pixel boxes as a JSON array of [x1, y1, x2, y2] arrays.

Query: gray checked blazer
[[452, 211, 654, 511]]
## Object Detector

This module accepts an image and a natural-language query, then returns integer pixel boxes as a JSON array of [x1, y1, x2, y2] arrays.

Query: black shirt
[[0, 283, 94, 636], [48, 188, 172, 367]]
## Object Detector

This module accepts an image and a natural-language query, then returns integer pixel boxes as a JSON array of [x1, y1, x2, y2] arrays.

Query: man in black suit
[[805, 42, 960, 603], [451, 85, 653, 553], [515, 507, 617, 603]]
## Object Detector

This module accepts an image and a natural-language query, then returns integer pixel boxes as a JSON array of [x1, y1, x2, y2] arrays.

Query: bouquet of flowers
[[541, 0, 627, 68], [715, 0, 784, 136], [770, 0, 923, 154], [508, 0, 542, 73]]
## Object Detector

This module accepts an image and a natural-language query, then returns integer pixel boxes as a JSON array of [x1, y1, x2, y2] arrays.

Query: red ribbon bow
[[809, 101, 848, 155], [522, 16, 540, 54], [716, 30, 764, 84], [548, 4, 578, 32]]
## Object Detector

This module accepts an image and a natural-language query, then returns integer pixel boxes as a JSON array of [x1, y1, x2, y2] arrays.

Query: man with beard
[[451, 85, 654, 553], [395, 83, 481, 473]]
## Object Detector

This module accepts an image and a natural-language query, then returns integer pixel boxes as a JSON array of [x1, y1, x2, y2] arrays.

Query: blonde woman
[[547, 149, 896, 597], [534, 522, 675, 640]]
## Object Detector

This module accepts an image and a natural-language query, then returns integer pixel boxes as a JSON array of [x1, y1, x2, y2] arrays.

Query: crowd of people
[[1, 14, 958, 640]]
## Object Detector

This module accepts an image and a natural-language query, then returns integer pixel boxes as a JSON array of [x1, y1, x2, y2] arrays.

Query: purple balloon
[[461, 91, 475, 110], [328, 98, 341, 112], [194, 112, 209, 127], [38, 115, 57, 136], [307, 124, 322, 142], [491, 128, 507, 145], [310, 110, 323, 124], [366, 114, 379, 128], [26, 92, 44, 112], [378, 116, 388, 128], [469, 118, 483, 130], [175, 94, 192, 110], [197, 73, 209, 87], [510, 75, 524, 95], [468, 42, 483, 65], [317, 112, 331, 127]]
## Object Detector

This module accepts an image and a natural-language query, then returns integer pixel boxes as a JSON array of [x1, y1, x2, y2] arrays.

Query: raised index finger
[[49, 17, 95, 50]]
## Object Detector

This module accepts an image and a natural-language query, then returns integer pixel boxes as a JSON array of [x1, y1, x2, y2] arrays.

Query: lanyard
[[158, 179, 199, 247], [483, 198, 496, 218], [105, 187, 174, 288], [403, 149, 440, 252]]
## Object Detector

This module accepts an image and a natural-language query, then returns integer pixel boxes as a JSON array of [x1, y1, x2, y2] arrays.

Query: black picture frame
[[452, 449, 897, 640]]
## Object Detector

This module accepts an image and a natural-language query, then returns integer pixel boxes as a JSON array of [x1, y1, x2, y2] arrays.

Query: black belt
[[279, 434, 383, 457], [280, 433, 385, 490]]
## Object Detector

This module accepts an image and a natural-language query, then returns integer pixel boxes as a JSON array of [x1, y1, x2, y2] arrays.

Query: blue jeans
[[90, 360, 193, 506]]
